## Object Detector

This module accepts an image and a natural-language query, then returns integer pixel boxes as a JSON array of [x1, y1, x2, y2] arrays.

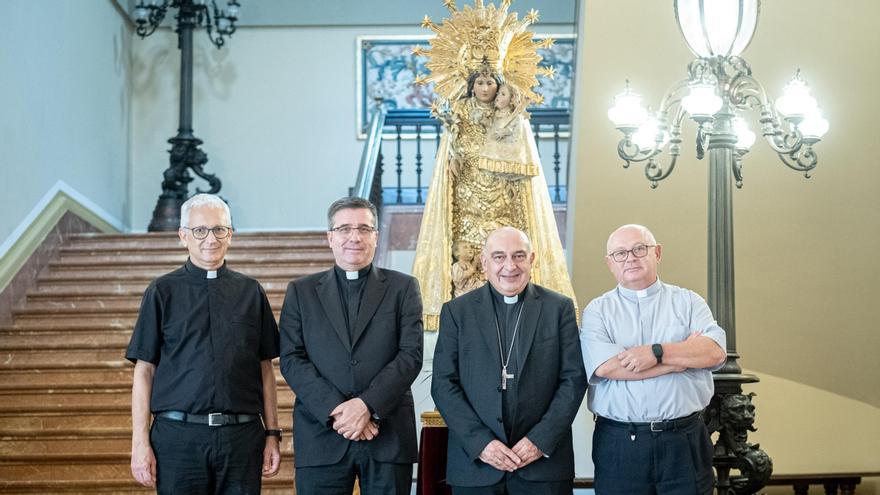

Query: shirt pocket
[[231, 315, 260, 351]]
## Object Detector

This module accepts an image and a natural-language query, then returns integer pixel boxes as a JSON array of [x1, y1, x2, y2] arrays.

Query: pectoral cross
[[501, 366, 514, 391]]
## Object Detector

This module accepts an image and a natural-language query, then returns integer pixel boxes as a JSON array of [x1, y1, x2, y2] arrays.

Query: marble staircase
[[0, 231, 334, 494]]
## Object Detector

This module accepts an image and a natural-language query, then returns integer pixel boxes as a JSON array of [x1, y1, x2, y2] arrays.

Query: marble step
[[0, 459, 295, 493], [37, 266, 325, 283], [0, 388, 296, 413], [0, 331, 132, 350], [52, 251, 335, 269], [0, 369, 134, 390], [0, 348, 132, 371], [12, 295, 287, 316], [27, 280, 292, 299], [0, 367, 287, 392], [0, 316, 137, 331], [62, 237, 329, 254], [69, 231, 325, 242], [0, 408, 294, 433]]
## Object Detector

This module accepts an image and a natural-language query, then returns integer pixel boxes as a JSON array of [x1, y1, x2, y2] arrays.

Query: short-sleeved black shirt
[[125, 259, 280, 415]]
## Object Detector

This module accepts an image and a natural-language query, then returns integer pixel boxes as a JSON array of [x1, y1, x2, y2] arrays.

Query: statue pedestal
[[417, 411, 452, 495]]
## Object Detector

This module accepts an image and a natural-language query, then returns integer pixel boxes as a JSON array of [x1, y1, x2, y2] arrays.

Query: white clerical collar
[[206, 270, 217, 279], [503, 295, 518, 305], [345, 270, 359, 280], [618, 278, 662, 301]]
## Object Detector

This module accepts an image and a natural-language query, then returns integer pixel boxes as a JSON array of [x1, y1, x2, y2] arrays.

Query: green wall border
[[0, 187, 123, 293]]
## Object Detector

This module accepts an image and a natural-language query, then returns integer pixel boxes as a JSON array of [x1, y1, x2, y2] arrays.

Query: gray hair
[[606, 224, 657, 253], [326, 197, 378, 230], [180, 194, 232, 228]]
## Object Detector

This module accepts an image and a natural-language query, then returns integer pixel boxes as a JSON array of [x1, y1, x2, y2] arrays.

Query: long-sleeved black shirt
[[125, 259, 279, 415]]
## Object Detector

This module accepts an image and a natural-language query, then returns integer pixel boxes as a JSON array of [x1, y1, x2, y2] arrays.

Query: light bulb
[[776, 73, 818, 120], [632, 116, 669, 151], [608, 84, 648, 130], [732, 117, 756, 151], [682, 81, 722, 120], [799, 110, 829, 141]]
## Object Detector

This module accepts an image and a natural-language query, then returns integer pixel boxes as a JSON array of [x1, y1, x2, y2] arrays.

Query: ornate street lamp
[[608, 1, 828, 493], [134, 0, 242, 231]]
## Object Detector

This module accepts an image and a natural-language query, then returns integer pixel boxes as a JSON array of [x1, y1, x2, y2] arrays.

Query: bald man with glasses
[[126, 193, 281, 494], [580, 224, 727, 495]]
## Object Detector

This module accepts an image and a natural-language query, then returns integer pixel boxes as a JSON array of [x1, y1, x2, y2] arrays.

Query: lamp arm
[[777, 146, 818, 177], [136, 6, 168, 38], [643, 151, 680, 189], [617, 136, 662, 166], [760, 115, 804, 156], [728, 73, 768, 111]]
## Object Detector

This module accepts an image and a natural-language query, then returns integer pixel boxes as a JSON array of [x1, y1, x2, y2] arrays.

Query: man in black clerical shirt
[[432, 227, 587, 495], [279, 197, 423, 495], [126, 194, 281, 494]]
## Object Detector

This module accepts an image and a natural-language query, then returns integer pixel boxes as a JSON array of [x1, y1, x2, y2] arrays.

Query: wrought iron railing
[[352, 108, 571, 210]]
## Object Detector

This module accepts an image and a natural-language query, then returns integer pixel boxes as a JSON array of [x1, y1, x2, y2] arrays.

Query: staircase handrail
[[352, 106, 388, 200]]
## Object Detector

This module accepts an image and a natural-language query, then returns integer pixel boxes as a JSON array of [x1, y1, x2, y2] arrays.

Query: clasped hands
[[330, 398, 379, 441], [617, 332, 702, 373], [479, 438, 543, 472]]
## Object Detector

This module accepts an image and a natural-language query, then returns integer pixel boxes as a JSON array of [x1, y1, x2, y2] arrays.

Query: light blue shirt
[[580, 279, 726, 422]]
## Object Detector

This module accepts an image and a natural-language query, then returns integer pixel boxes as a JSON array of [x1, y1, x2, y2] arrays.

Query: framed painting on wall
[[355, 34, 576, 138]]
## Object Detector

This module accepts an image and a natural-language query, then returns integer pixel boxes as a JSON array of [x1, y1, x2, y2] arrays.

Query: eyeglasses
[[607, 244, 656, 262], [183, 226, 231, 239], [330, 225, 377, 236]]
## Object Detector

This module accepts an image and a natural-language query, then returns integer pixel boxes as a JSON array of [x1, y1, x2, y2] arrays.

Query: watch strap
[[651, 343, 663, 364]]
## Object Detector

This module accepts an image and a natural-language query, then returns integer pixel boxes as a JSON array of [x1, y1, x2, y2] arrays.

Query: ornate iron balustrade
[[353, 108, 571, 209]]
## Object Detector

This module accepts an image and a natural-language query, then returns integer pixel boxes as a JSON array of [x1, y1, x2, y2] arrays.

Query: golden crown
[[414, 0, 555, 105]]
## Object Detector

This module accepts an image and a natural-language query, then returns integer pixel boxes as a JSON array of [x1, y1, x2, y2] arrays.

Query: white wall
[[0, 1, 132, 242]]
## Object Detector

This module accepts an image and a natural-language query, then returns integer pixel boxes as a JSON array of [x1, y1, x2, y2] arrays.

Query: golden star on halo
[[524, 9, 540, 23], [540, 66, 556, 79], [421, 15, 434, 29]]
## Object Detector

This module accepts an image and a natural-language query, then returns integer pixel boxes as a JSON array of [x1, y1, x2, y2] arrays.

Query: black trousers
[[592, 417, 715, 495], [150, 416, 264, 495], [451, 471, 573, 495], [295, 441, 412, 495]]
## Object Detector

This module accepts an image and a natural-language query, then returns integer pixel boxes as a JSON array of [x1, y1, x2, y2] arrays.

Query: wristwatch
[[651, 343, 663, 364], [265, 428, 283, 440]]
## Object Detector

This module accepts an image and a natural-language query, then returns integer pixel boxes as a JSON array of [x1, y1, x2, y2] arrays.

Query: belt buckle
[[208, 413, 223, 427], [650, 420, 663, 432]]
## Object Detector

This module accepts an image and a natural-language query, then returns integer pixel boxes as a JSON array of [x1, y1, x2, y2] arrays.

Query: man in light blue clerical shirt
[[581, 224, 727, 495]]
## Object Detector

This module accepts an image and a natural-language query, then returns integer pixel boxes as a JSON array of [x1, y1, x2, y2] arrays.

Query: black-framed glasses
[[183, 226, 232, 239], [330, 225, 377, 236], [608, 244, 655, 262]]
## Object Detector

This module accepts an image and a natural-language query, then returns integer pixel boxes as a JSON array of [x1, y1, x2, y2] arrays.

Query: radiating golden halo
[[415, 0, 555, 105]]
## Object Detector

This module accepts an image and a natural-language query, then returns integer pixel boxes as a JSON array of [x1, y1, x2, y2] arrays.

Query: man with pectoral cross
[[432, 227, 587, 495]]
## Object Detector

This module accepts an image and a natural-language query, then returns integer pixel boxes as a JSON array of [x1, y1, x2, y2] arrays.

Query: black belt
[[156, 411, 261, 427], [596, 412, 702, 432]]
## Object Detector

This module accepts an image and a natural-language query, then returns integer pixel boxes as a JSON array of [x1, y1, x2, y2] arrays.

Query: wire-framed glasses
[[608, 244, 656, 262]]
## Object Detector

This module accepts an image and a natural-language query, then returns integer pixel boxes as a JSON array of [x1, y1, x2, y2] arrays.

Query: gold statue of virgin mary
[[412, 0, 576, 330]]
